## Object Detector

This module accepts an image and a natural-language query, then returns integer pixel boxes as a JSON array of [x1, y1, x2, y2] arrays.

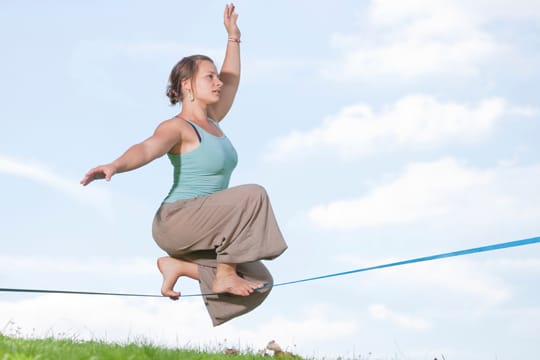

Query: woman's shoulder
[[157, 116, 191, 132], [155, 116, 203, 144], [151, 116, 191, 141]]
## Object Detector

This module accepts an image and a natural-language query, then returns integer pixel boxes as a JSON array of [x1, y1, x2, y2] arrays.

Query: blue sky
[[1, 0, 540, 359]]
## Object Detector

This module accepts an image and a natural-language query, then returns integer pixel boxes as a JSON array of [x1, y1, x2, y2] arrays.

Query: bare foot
[[212, 263, 264, 296], [157, 256, 199, 300]]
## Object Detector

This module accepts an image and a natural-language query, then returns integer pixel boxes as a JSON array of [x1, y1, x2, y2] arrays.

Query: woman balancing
[[80, 4, 287, 326]]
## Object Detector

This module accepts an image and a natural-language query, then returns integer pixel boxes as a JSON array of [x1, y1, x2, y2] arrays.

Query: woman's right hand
[[224, 3, 240, 39], [80, 164, 117, 186]]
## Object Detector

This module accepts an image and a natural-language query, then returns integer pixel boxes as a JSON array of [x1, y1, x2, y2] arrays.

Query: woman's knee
[[241, 184, 268, 200]]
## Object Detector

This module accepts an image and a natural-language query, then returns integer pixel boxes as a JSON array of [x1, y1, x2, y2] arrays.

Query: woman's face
[[191, 60, 223, 105]]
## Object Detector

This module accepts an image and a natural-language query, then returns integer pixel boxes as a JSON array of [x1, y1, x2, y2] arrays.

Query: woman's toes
[[161, 288, 181, 300]]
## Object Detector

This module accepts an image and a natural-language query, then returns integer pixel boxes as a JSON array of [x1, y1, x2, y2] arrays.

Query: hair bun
[[166, 86, 180, 105]]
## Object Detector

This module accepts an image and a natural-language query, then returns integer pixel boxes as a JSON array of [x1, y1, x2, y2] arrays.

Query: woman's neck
[[180, 102, 209, 123]]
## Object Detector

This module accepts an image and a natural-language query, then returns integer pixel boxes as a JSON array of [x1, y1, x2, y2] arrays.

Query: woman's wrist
[[228, 35, 241, 43]]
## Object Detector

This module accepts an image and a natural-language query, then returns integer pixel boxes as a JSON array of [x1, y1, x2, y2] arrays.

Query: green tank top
[[163, 119, 238, 202]]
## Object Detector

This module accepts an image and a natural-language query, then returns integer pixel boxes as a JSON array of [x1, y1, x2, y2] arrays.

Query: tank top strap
[[186, 121, 202, 143]]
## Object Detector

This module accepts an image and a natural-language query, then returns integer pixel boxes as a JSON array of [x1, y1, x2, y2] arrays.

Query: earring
[[188, 90, 194, 102]]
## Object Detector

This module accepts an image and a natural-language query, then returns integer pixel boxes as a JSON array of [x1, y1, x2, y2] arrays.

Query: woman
[[80, 4, 287, 326]]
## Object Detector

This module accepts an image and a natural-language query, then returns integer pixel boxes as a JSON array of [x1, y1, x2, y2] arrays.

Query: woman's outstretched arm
[[209, 3, 241, 122], [80, 120, 181, 186]]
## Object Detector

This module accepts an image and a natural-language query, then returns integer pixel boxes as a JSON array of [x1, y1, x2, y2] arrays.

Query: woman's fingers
[[80, 167, 109, 185], [224, 3, 240, 37], [224, 3, 237, 24], [225, 3, 234, 17]]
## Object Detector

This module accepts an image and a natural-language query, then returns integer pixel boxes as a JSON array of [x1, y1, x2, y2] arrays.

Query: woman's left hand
[[224, 3, 240, 39]]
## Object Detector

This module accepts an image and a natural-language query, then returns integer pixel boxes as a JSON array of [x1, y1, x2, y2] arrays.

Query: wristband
[[228, 37, 241, 43]]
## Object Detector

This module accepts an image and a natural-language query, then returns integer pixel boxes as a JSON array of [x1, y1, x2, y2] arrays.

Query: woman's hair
[[166, 55, 215, 105]]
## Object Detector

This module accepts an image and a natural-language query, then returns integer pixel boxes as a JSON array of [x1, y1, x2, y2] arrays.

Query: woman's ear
[[182, 78, 196, 102], [181, 78, 191, 93]]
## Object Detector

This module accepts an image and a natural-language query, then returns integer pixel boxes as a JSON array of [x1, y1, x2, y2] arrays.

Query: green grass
[[0, 334, 270, 360]]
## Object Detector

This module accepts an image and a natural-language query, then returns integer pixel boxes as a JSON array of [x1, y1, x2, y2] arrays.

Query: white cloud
[[340, 255, 511, 306], [309, 158, 540, 229], [266, 95, 520, 161], [0, 154, 113, 217], [322, 0, 536, 80], [368, 304, 431, 330], [328, 28, 499, 80], [0, 295, 209, 346], [365, 0, 540, 26], [431, 0, 540, 22], [367, 0, 454, 25], [250, 304, 358, 343], [0, 255, 155, 277], [0, 295, 357, 358], [486, 258, 540, 272]]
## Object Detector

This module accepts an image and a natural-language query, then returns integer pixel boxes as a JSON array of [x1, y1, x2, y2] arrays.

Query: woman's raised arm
[[208, 3, 241, 122]]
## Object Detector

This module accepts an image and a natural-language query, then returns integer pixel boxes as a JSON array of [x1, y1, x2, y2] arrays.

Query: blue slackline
[[1, 235, 539, 298]]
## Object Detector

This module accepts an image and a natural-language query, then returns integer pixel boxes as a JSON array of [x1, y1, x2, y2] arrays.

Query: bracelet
[[228, 37, 241, 43]]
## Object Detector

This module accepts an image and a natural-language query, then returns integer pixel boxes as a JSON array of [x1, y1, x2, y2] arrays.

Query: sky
[[1, 0, 539, 359]]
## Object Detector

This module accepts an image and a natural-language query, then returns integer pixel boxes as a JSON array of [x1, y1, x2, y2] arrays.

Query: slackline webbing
[[1, 235, 539, 298]]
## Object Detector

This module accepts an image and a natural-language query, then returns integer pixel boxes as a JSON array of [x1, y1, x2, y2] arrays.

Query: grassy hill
[[0, 334, 273, 360]]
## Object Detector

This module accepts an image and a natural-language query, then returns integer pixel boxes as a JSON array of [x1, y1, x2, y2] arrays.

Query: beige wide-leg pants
[[152, 184, 288, 326]]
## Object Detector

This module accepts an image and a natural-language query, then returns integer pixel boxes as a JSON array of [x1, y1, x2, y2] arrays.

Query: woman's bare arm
[[80, 120, 180, 186], [208, 3, 241, 122]]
